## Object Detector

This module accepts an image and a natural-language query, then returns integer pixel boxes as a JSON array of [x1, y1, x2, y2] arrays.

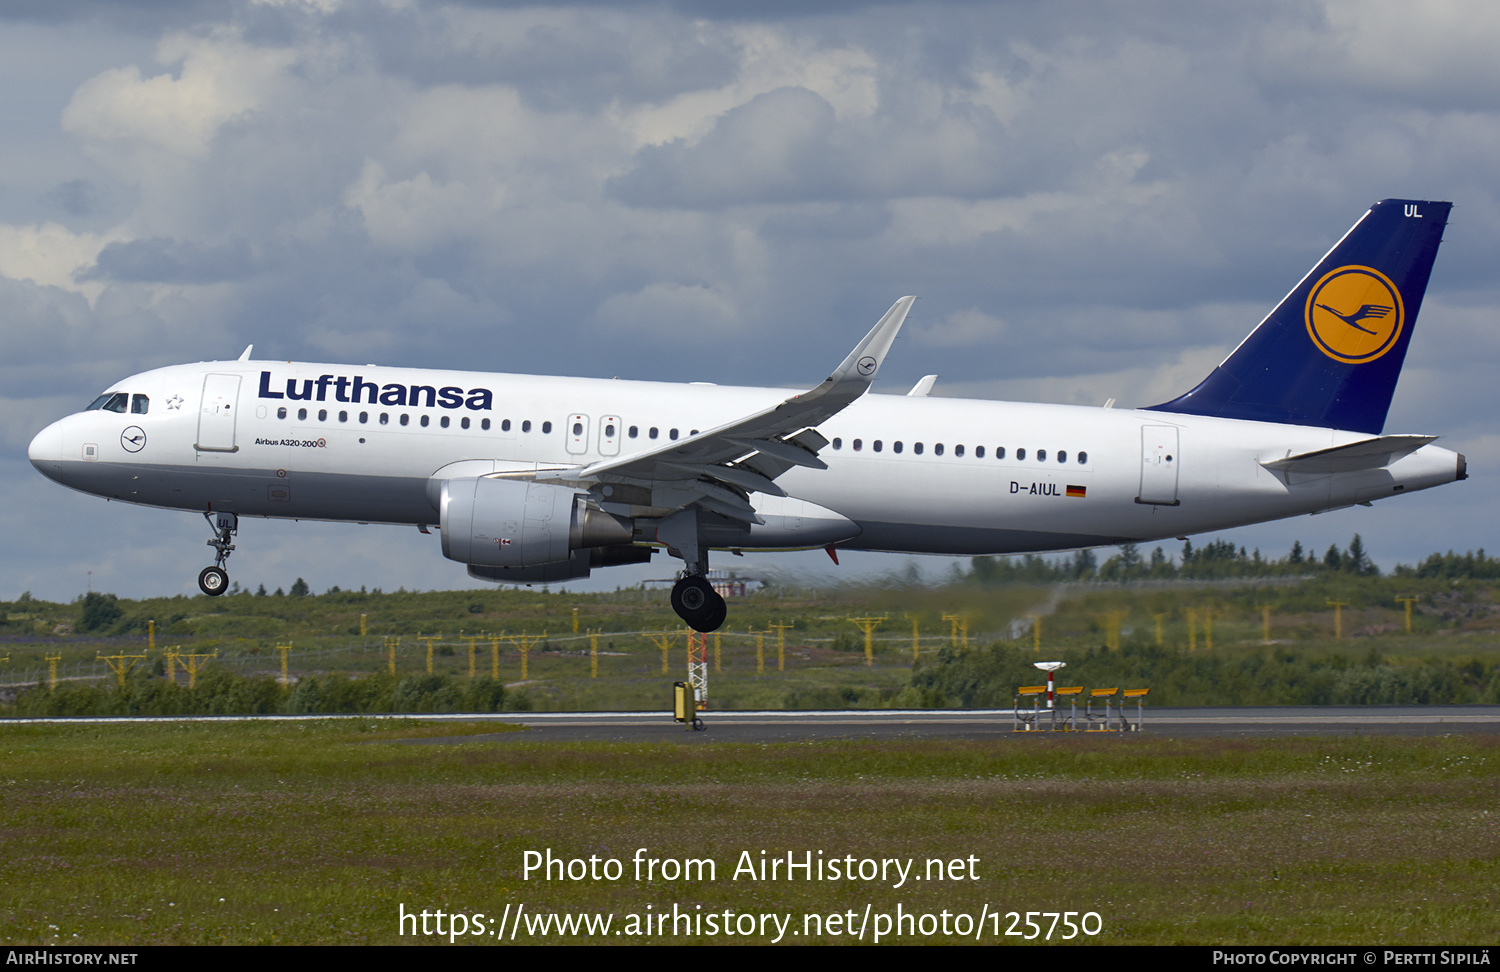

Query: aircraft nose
[[29, 420, 65, 470]]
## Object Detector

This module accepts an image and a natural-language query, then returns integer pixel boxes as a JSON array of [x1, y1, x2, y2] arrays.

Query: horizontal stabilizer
[[1261, 435, 1437, 474]]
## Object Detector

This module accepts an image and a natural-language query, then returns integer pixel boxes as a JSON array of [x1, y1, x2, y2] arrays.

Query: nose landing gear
[[198, 511, 237, 596]]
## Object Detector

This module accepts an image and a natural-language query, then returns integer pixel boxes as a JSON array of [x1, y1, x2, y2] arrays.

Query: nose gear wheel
[[199, 511, 238, 597]]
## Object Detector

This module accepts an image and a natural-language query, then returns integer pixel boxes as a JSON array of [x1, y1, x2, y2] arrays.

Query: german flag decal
[[1066, 485, 1086, 498]]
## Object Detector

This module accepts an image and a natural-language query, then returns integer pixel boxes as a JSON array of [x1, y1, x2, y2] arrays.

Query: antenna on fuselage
[[237, 344, 253, 361]]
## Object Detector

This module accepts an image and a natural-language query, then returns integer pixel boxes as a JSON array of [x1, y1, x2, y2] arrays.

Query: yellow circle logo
[[1305, 265, 1404, 363]]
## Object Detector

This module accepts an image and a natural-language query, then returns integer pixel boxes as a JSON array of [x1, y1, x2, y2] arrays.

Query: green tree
[[79, 592, 123, 632], [1347, 534, 1378, 576]]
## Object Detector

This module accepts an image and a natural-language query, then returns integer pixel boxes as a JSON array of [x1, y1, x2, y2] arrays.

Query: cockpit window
[[131, 394, 149, 414], [88, 392, 129, 413]]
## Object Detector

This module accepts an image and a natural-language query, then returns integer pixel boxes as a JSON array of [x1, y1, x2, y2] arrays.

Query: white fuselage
[[28, 360, 1464, 559]]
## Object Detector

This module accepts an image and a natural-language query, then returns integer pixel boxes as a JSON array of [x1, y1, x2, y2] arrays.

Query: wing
[[541, 296, 915, 524]]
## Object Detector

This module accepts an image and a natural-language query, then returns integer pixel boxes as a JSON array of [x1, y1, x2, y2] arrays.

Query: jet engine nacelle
[[468, 544, 655, 584], [439, 476, 631, 568]]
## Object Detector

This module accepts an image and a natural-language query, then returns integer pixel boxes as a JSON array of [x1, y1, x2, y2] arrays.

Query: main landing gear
[[198, 511, 237, 596], [657, 508, 727, 632], [671, 574, 726, 633]]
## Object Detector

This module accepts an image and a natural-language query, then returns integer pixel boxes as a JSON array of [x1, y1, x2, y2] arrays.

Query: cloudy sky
[[5, 0, 1499, 601]]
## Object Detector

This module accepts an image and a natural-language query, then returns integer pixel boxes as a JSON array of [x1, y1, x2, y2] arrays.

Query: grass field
[[2, 720, 1496, 945], [7, 574, 1500, 713]]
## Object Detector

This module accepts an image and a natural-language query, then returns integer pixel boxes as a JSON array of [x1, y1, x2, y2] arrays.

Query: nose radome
[[29, 420, 64, 468]]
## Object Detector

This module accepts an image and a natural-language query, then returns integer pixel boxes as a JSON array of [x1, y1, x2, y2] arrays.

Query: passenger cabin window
[[522, 420, 532, 433], [1016, 448, 1026, 460], [542, 421, 552, 433], [502, 419, 511, 432], [481, 418, 491, 430], [131, 395, 149, 414], [975, 446, 985, 458], [298, 408, 308, 420], [420, 415, 429, 427], [1077, 451, 1088, 464], [440, 416, 450, 428], [893, 441, 903, 453], [1037, 449, 1046, 461]]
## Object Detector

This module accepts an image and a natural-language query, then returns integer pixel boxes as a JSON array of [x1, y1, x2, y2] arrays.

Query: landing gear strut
[[659, 508, 727, 632], [199, 511, 237, 596], [671, 574, 726, 633]]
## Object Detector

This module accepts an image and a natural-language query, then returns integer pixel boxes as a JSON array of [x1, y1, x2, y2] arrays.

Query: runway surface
[[7, 706, 1497, 742], [399, 705, 1500, 744]]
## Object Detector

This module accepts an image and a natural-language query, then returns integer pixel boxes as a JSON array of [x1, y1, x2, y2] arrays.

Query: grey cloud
[[78, 238, 256, 285], [760, 202, 892, 240], [48, 180, 100, 217], [0, 276, 184, 403], [611, 87, 841, 208], [340, 6, 740, 111], [0, 0, 230, 31]]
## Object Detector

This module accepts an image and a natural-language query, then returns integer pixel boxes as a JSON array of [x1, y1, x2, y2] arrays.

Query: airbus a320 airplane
[[30, 199, 1465, 632]]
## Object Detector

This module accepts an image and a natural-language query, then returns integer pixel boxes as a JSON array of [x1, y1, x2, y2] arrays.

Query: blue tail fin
[[1148, 198, 1450, 434]]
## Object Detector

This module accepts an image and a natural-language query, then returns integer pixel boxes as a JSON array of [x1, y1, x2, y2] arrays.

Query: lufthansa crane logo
[[856, 355, 878, 376], [120, 426, 146, 453], [1305, 265, 1405, 364]]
